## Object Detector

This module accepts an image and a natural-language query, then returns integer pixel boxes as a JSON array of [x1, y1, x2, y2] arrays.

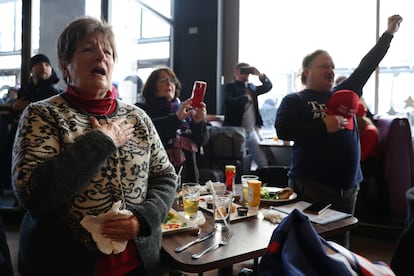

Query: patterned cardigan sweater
[[12, 94, 176, 275]]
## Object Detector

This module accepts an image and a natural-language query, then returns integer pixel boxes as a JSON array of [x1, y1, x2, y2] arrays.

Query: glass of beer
[[182, 183, 200, 219]]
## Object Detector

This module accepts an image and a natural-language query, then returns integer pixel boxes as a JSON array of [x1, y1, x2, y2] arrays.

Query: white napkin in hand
[[80, 200, 133, 254]]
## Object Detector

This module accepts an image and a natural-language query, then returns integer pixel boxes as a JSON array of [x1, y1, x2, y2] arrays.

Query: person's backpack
[[204, 126, 246, 160], [198, 126, 249, 184]]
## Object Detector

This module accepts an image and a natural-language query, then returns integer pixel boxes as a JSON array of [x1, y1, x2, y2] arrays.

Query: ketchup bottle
[[225, 165, 236, 192]]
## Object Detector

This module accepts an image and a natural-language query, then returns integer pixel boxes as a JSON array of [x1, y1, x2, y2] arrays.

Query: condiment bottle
[[225, 165, 236, 192]]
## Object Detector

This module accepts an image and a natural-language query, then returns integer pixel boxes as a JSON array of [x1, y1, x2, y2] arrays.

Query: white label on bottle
[[248, 186, 253, 202]]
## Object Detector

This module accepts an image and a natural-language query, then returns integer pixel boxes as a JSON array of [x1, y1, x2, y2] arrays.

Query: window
[[0, 0, 22, 89], [111, 0, 172, 104], [0, 0, 39, 88], [239, 1, 414, 131], [0, 0, 174, 104]]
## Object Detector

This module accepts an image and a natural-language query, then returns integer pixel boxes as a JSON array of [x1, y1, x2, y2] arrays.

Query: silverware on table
[[175, 231, 215, 252], [191, 231, 233, 259]]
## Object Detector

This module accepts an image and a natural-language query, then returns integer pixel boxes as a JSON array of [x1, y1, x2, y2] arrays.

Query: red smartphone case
[[191, 81, 207, 108]]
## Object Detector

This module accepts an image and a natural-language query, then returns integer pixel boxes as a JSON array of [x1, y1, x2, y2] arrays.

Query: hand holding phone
[[240, 67, 254, 75], [191, 81, 207, 108], [303, 202, 332, 215]]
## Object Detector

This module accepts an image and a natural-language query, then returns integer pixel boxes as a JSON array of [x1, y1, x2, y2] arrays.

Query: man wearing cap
[[11, 54, 62, 116], [275, 15, 402, 247], [4, 54, 63, 196]]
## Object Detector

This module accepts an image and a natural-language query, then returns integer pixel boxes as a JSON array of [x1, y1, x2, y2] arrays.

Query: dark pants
[[288, 177, 359, 248], [391, 219, 414, 276], [0, 216, 13, 276]]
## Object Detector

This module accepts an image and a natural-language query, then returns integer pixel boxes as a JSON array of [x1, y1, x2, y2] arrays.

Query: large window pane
[[141, 8, 171, 38], [0, 0, 23, 90], [239, 0, 377, 133], [0, 0, 21, 52], [240, 0, 414, 133], [85, 0, 101, 18], [111, 0, 172, 104], [378, 1, 414, 128]]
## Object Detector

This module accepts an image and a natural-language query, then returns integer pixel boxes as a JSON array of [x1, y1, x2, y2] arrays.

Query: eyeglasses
[[158, 77, 177, 84], [315, 64, 334, 70]]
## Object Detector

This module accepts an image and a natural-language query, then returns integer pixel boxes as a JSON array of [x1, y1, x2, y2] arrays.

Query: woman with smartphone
[[137, 68, 209, 183]]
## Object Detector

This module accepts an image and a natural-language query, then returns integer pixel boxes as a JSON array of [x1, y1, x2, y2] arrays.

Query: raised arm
[[334, 14, 403, 95]]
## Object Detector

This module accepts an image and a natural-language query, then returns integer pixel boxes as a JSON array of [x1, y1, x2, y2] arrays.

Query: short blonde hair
[[57, 17, 117, 83]]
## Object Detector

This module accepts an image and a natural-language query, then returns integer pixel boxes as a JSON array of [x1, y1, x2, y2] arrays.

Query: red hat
[[327, 90, 359, 130], [356, 101, 367, 117]]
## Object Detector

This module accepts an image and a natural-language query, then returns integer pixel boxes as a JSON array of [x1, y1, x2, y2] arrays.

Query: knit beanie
[[30, 54, 51, 69]]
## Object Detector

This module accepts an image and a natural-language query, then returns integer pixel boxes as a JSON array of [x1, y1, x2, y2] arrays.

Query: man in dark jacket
[[11, 54, 62, 118], [222, 62, 272, 170], [4, 54, 62, 196]]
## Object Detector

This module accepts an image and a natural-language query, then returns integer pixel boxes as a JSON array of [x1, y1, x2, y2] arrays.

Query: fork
[[191, 231, 233, 259]]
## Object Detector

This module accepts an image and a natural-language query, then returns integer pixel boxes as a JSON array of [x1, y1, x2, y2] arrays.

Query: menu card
[[271, 201, 351, 225]]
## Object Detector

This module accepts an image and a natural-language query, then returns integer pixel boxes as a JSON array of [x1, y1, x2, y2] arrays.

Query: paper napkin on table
[[80, 200, 133, 254], [260, 209, 285, 224]]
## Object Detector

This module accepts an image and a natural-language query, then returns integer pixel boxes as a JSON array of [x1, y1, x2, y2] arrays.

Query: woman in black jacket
[[137, 68, 209, 183]]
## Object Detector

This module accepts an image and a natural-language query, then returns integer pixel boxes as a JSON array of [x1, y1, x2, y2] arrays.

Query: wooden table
[[161, 204, 358, 275]]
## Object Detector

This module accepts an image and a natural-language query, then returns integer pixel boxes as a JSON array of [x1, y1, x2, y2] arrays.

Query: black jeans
[[288, 177, 359, 248]]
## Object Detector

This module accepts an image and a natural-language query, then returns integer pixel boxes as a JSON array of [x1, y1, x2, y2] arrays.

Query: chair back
[[376, 116, 414, 220], [198, 126, 250, 184], [204, 126, 246, 160]]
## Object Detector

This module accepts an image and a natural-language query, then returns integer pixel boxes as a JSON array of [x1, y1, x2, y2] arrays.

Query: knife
[[175, 231, 215, 252]]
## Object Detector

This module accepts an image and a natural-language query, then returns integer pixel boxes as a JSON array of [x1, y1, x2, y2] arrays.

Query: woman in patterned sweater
[[12, 17, 176, 275]]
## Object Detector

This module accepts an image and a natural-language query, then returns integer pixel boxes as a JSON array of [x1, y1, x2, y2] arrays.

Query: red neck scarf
[[65, 85, 116, 115]]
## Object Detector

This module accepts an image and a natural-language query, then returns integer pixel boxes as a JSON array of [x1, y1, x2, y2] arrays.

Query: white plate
[[161, 208, 197, 235], [198, 195, 258, 221], [260, 187, 297, 204]]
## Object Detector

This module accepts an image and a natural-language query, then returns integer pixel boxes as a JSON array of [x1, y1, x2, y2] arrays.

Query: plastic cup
[[213, 190, 233, 231], [241, 175, 259, 204], [182, 183, 200, 219]]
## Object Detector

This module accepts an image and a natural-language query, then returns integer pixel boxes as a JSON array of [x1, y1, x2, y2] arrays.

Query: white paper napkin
[[260, 208, 284, 224], [80, 200, 133, 254]]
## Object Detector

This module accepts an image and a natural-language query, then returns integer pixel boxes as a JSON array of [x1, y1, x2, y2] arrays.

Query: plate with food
[[260, 187, 297, 204], [161, 209, 197, 234], [198, 195, 258, 221]]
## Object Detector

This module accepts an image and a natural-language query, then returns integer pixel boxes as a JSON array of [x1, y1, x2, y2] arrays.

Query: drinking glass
[[213, 190, 233, 231], [182, 183, 200, 219]]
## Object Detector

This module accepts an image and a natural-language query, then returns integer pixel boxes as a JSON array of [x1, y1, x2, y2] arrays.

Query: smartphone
[[303, 202, 332, 215], [191, 81, 207, 108], [240, 67, 254, 75]]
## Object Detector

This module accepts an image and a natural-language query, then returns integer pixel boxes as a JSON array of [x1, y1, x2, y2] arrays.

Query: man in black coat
[[2, 54, 62, 197]]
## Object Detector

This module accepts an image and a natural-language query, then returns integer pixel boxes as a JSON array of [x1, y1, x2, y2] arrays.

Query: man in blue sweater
[[275, 14, 402, 247]]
